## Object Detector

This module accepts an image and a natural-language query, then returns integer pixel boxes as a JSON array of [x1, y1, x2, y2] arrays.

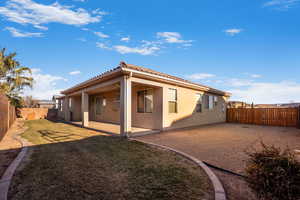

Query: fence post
[[297, 106, 300, 129], [7, 99, 10, 130], [226, 108, 228, 123]]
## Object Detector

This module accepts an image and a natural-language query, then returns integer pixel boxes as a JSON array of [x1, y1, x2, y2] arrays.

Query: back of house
[[57, 62, 231, 136]]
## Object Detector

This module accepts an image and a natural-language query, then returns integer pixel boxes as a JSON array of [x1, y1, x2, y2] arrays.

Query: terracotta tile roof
[[61, 61, 230, 96], [122, 62, 229, 95]]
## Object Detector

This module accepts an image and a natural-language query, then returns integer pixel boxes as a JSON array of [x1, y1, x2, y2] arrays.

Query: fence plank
[[227, 108, 299, 127], [0, 93, 16, 141]]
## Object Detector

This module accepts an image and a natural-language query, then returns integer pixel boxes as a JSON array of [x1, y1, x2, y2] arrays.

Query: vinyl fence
[[0, 93, 16, 141], [227, 108, 300, 127]]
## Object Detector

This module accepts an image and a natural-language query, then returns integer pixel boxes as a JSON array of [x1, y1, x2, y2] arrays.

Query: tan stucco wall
[[89, 90, 120, 124], [130, 77, 227, 130], [131, 85, 163, 129], [70, 96, 81, 121], [162, 85, 227, 130]]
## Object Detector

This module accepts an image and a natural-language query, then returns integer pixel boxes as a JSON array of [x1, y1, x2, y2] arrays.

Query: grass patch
[[9, 119, 213, 200]]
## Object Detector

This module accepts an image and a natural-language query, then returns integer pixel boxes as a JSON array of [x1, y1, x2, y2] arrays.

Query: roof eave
[[61, 65, 230, 97], [122, 67, 230, 96]]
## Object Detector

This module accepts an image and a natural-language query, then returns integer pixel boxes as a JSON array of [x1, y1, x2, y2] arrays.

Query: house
[[255, 103, 300, 108], [52, 95, 64, 109], [228, 101, 252, 108], [58, 62, 231, 137], [36, 100, 55, 108]]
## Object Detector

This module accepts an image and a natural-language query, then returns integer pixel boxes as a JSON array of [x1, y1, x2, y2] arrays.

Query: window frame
[[137, 89, 153, 113], [195, 93, 202, 113], [59, 100, 63, 111], [68, 98, 72, 109], [95, 96, 104, 115], [214, 96, 218, 106], [204, 94, 209, 109], [168, 88, 178, 113], [208, 95, 214, 110]]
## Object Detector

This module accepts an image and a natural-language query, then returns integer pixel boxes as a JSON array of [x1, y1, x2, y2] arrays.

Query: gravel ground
[[137, 123, 300, 200]]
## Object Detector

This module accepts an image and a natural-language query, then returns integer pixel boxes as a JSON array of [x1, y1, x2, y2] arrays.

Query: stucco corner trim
[[129, 138, 227, 200]]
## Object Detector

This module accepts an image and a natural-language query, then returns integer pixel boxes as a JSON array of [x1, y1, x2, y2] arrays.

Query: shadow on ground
[[1, 119, 214, 200]]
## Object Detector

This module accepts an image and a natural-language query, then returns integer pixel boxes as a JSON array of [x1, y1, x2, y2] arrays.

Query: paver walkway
[[138, 123, 300, 200]]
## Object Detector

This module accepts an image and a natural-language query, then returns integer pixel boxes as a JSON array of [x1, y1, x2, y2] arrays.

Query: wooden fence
[[227, 108, 300, 127], [0, 93, 16, 141]]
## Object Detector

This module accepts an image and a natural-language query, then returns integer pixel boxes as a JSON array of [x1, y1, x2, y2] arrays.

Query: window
[[95, 96, 105, 115], [195, 93, 202, 112], [68, 98, 72, 109], [204, 95, 209, 109], [209, 95, 214, 110], [203, 94, 214, 110], [214, 96, 218, 106], [59, 100, 63, 111], [168, 88, 177, 113], [137, 89, 153, 113]]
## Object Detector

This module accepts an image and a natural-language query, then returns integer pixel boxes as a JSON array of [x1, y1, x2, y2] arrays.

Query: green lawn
[[9, 119, 213, 200]]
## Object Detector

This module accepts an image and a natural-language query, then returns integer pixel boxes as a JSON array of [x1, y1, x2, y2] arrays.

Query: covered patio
[[58, 65, 164, 137], [69, 121, 159, 136]]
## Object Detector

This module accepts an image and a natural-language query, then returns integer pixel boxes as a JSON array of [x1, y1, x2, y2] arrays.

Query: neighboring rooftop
[[37, 100, 55, 105], [61, 62, 230, 96]]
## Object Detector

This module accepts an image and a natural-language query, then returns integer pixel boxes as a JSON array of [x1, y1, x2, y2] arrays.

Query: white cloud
[[0, 0, 102, 29], [157, 32, 193, 45], [113, 45, 160, 55], [226, 78, 254, 87], [96, 42, 111, 50], [224, 29, 243, 36], [186, 73, 216, 80], [33, 24, 48, 30], [92, 8, 109, 15], [23, 68, 67, 100], [77, 37, 87, 42], [96, 40, 161, 55], [5, 27, 43, 37], [94, 31, 109, 38], [230, 81, 300, 104], [120, 36, 130, 42], [69, 70, 81, 75], [263, 0, 299, 10], [95, 31, 193, 55], [186, 72, 300, 104], [250, 74, 262, 78]]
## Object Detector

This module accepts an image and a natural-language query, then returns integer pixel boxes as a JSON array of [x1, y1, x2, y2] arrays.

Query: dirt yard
[[137, 123, 300, 200], [0, 120, 24, 177]]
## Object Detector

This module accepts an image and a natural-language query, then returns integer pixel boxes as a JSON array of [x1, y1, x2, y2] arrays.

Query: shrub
[[245, 142, 300, 200]]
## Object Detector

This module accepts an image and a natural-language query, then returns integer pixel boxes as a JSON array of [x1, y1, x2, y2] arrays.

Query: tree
[[0, 48, 33, 107], [23, 96, 38, 108]]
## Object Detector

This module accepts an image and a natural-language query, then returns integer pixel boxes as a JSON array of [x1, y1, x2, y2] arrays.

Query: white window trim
[[195, 93, 202, 112], [168, 88, 178, 113]]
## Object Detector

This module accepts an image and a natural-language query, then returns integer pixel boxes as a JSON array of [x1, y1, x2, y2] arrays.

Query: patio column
[[64, 96, 71, 121], [120, 75, 132, 137], [82, 92, 89, 127]]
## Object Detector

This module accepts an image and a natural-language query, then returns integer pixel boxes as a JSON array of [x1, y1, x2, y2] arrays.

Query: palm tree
[[0, 48, 33, 106]]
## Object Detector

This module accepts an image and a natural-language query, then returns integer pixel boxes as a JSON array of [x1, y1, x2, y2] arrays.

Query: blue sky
[[1, 0, 300, 103]]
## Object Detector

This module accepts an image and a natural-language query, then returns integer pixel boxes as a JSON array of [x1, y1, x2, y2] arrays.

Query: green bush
[[245, 143, 300, 200]]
